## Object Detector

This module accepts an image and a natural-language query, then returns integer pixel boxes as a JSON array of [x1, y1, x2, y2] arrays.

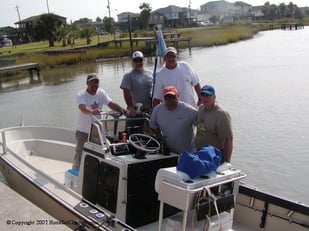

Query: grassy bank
[[0, 23, 295, 69]]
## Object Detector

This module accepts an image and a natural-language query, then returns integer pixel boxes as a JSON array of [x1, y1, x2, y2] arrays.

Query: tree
[[103, 17, 115, 34], [55, 24, 69, 47], [287, 2, 296, 18], [80, 24, 97, 44], [209, 15, 219, 25], [55, 24, 79, 47], [278, 3, 286, 18], [139, 3, 152, 30], [33, 13, 64, 47], [262, 2, 279, 20]]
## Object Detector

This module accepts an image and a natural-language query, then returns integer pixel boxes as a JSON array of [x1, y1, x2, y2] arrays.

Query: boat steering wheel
[[128, 133, 160, 153]]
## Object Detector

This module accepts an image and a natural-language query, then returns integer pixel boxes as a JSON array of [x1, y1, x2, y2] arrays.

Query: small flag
[[156, 29, 167, 57]]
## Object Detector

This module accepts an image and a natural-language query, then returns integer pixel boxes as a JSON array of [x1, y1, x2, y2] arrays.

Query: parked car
[[0, 36, 13, 54], [197, 21, 213, 26]]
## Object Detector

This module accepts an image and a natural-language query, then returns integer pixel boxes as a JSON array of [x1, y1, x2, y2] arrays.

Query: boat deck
[[27, 155, 72, 184]]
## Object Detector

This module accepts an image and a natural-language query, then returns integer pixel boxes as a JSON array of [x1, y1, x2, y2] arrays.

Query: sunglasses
[[166, 55, 176, 59], [164, 94, 176, 100], [88, 79, 99, 84], [133, 58, 143, 63], [201, 93, 213, 97]]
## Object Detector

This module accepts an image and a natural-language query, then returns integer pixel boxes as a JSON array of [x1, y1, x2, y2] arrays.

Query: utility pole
[[15, 5, 21, 23], [15, 5, 23, 43], [46, 0, 50, 13], [188, 0, 191, 27], [107, 0, 111, 18]]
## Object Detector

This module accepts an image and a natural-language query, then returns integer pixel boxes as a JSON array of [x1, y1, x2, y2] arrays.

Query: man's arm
[[223, 137, 233, 162], [122, 88, 136, 115], [123, 88, 134, 108], [152, 98, 162, 108], [107, 101, 128, 115], [194, 83, 202, 106], [79, 104, 101, 115]]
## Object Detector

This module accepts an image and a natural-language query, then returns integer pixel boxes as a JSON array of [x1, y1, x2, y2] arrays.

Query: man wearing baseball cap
[[152, 46, 201, 109], [195, 85, 233, 163], [120, 51, 153, 115], [150, 85, 197, 154], [73, 73, 128, 169]]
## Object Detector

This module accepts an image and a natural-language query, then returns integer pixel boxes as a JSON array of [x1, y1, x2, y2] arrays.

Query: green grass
[[0, 22, 304, 69]]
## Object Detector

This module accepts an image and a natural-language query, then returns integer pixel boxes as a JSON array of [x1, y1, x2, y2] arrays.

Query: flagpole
[[151, 25, 166, 110]]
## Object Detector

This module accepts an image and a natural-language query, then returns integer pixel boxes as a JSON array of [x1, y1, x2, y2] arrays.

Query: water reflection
[[0, 55, 160, 93], [42, 62, 98, 86]]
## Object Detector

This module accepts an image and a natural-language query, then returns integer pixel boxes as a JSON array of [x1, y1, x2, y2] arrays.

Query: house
[[200, 0, 238, 16], [234, 1, 252, 16], [154, 5, 198, 28], [251, 6, 264, 18], [117, 12, 141, 32], [148, 12, 165, 30], [15, 14, 66, 43], [15, 14, 66, 29]]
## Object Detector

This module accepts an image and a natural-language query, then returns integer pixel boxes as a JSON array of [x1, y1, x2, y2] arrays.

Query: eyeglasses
[[166, 55, 176, 59], [88, 79, 99, 84], [201, 93, 213, 97], [133, 58, 143, 63], [164, 94, 176, 100]]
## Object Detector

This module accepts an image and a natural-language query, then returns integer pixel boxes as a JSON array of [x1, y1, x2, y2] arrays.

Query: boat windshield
[[89, 112, 150, 146]]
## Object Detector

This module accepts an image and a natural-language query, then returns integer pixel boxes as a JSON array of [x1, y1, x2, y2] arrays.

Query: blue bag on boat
[[177, 145, 222, 179]]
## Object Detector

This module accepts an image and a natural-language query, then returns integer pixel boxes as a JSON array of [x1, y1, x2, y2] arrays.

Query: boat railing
[[89, 111, 153, 157], [1, 130, 8, 154]]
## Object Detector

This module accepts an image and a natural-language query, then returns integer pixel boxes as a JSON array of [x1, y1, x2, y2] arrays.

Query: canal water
[[1, 27, 309, 205]]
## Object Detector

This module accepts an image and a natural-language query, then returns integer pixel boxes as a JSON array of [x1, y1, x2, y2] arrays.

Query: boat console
[[155, 164, 246, 230], [76, 112, 179, 228]]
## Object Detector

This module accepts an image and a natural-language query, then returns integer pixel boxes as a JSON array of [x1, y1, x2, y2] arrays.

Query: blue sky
[[1, 0, 307, 27]]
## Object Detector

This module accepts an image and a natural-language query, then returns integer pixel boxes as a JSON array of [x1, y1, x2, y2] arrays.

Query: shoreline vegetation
[[0, 23, 306, 69]]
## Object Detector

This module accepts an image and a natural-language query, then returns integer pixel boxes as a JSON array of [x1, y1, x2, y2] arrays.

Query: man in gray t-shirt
[[150, 86, 197, 154], [120, 51, 153, 114]]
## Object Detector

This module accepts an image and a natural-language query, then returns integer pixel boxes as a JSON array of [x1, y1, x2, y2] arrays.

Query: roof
[[153, 5, 184, 14], [15, 14, 66, 24], [234, 1, 252, 7]]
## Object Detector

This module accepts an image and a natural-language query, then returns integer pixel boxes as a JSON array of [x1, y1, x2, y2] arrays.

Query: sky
[[1, 0, 308, 28]]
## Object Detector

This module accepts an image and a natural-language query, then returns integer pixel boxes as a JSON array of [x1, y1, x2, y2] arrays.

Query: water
[[1, 28, 309, 205]]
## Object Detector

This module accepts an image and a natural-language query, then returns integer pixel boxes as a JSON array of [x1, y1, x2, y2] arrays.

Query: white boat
[[0, 112, 308, 231]]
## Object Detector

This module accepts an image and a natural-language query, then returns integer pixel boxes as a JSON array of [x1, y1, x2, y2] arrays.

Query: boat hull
[[1, 124, 308, 231], [0, 155, 136, 231]]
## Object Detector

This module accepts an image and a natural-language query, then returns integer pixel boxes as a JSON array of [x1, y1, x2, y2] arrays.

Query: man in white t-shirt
[[152, 47, 202, 108], [72, 73, 128, 169]]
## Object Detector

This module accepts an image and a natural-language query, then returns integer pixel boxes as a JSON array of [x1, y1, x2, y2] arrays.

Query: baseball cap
[[201, 85, 215, 95], [132, 51, 143, 59], [87, 73, 99, 82], [164, 86, 178, 96], [164, 47, 177, 56]]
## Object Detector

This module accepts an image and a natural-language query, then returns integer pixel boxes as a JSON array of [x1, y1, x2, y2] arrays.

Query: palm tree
[[34, 13, 64, 47], [139, 3, 152, 30], [80, 24, 97, 45]]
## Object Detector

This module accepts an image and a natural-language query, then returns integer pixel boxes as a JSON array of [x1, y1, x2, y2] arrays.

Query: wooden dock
[[0, 63, 40, 78], [97, 34, 191, 54], [281, 23, 304, 30]]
